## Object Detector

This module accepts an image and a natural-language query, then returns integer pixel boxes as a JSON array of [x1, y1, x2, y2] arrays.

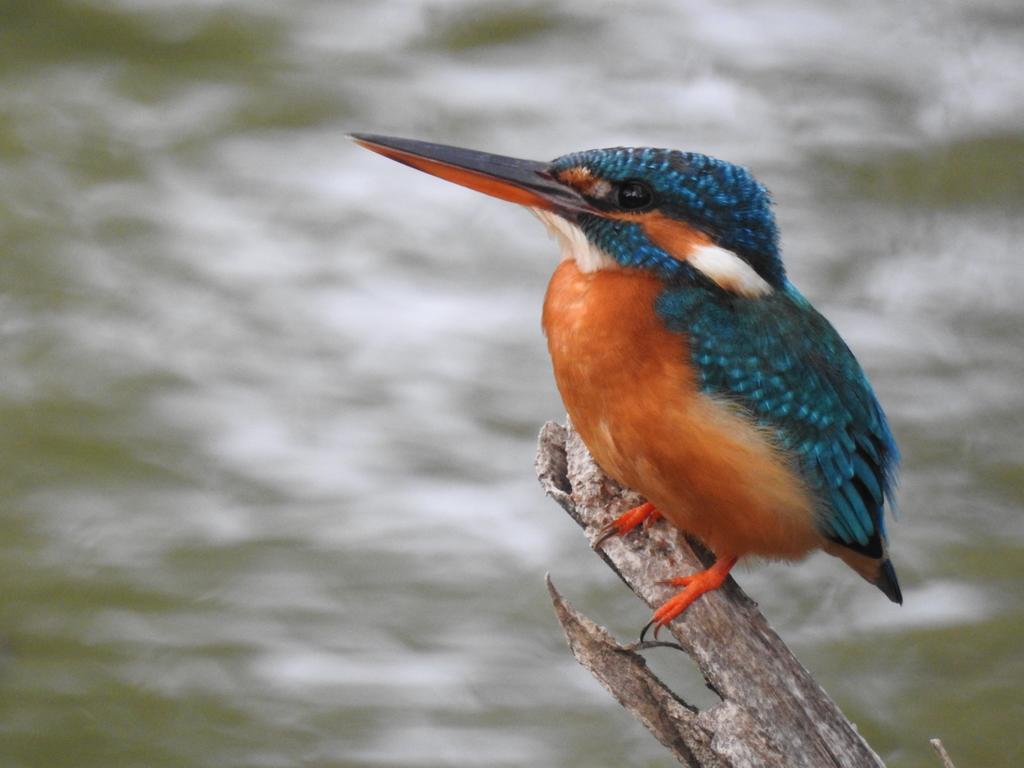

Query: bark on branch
[[535, 420, 887, 768]]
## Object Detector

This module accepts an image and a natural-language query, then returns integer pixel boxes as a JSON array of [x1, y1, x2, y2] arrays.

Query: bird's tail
[[825, 542, 904, 605], [872, 558, 903, 604]]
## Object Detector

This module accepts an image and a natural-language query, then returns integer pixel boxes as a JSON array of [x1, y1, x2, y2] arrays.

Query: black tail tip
[[874, 559, 903, 604]]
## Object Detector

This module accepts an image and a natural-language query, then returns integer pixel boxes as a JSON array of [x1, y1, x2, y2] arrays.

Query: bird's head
[[352, 134, 784, 297]]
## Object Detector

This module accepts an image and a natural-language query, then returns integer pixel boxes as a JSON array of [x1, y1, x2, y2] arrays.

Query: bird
[[352, 133, 902, 635]]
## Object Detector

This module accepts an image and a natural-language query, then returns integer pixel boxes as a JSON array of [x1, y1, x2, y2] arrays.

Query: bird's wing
[[657, 284, 899, 557]]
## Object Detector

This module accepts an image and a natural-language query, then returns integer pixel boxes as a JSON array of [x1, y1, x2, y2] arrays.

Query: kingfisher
[[352, 133, 902, 634]]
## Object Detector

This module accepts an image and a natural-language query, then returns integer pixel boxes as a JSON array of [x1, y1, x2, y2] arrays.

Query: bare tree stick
[[546, 575, 727, 768], [536, 420, 887, 768], [930, 739, 958, 768]]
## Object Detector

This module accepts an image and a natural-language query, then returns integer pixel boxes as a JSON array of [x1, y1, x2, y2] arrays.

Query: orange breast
[[541, 260, 821, 560]]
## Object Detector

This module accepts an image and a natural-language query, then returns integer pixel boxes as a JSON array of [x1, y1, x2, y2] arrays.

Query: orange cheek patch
[[599, 210, 711, 261], [638, 213, 712, 261]]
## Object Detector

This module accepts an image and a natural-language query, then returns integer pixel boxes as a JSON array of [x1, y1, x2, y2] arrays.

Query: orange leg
[[595, 501, 662, 546], [642, 555, 739, 640]]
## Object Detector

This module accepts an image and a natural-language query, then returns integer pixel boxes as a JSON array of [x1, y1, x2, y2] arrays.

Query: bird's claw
[[639, 555, 740, 641], [594, 501, 660, 547], [639, 619, 658, 643]]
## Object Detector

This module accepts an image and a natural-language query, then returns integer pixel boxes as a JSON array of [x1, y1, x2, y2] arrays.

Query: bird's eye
[[616, 180, 654, 210]]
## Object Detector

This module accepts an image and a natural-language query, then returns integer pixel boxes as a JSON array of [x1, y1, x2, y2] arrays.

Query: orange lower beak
[[350, 134, 592, 214]]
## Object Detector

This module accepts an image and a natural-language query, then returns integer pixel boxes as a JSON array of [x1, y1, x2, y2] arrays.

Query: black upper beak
[[350, 134, 592, 215]]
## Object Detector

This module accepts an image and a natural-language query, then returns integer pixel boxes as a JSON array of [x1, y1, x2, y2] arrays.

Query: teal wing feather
[[656, 283, 899, 557]]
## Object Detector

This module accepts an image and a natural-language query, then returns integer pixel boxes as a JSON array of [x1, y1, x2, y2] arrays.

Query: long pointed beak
[[350, 133, 592, 214]]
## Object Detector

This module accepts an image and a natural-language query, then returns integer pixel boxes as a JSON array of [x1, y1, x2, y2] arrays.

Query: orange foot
[[641, 555, 739, 640], [595, 501, 662, 546]]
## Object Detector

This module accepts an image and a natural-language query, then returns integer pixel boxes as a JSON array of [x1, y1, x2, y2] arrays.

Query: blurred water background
[[1, 1, 1023, 766]]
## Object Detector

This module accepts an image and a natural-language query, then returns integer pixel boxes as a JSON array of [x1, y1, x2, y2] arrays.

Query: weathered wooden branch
[[930, 739, 958, 768], [536, 420, 887, 768]]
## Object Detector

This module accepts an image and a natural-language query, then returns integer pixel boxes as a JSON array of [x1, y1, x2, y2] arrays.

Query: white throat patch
[[688, 244, 773, 298], [530, 208, 616, 273]]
